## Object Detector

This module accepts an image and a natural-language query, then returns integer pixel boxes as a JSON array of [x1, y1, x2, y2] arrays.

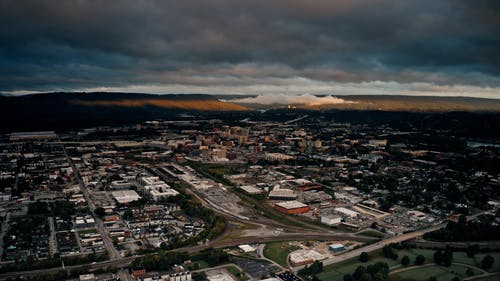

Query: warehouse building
[[111, 190, 141, 204], [320, 215, 342, 226], [329, 243, 345, 252], [268, 188, 297, 200], [334, 207, 359, 218], [274, 201, 309, 214], [289, 249, 326, 266]]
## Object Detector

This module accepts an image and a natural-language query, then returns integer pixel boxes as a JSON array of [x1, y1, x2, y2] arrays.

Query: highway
[[291, 223, 446, 272], [291, 211, 491, 272]]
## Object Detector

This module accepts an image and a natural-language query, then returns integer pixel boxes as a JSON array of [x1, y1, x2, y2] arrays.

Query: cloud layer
[[231, 94, 353, 106], [1, 0, 499, 98]]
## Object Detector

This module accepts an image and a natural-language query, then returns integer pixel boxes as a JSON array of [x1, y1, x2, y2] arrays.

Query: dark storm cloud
[[0, 0, 499, 93]]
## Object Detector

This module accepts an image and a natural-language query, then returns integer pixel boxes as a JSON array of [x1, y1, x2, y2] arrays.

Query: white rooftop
[[111, 190, 141, 204], [275, 200, 307, 209]]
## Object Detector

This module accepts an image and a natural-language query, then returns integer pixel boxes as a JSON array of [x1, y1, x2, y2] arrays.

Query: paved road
[[0, 212, 10, 261], [291, 210, 491, 272], [292, 223, 446, 271], [63, 145, 121, 260], [463, 272, 500, 281], [47, 217, 58, 257]]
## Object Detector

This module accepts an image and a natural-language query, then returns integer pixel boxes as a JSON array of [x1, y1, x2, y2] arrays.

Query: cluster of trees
[[28, 200, 76, 219], [433, 247, 495, 269], [382, 245, 398, 260], [433, 247, 453, 267], [359, 252, 370, 262], [132, 251, 189, 271], [425, 215, 500, 242], [0, 252, 108, 273], [343, 262, 389, 281], [94, 206, 106, 218], [298, 261, 323, 278], [415, 254, 426, 265], [133, 248, 229, 271], [160, 194, 227, 250], [382, 245, 426, 266], [481, 255, 495, 269]]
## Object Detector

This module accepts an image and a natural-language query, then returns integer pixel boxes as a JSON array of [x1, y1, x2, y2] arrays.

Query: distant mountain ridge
[[227, 94, 500, 112], [0, 92, 247, 132], [1, 92, 499, 133]]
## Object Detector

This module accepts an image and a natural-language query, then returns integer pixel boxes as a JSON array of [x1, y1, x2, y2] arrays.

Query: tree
[[382, 245, 397, 259], [401, 255, 410, 266], [94, 207, 106, 218], [343, 274, 353, 281], [359, 252, 370, 262], [372, 272, 385, 281], [353, 266, 367, 280], [415, 254, 425, 265], [122, 209, 134, 220], [466, 268, 474, 277], [359, 273, 372, 281], [466, 245, 479, 258], [429, 277, 437, 281], [481, 255, 494, 269], [442, 247, 453, 267], [434, 250, 443, 264], [299, 261, 324, 276], [452, 277, 460, 281]]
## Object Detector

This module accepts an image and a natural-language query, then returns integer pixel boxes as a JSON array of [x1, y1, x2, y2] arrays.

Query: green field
[[226, 265, 249, 281], [263, 242, 299, 268], [391, 264, 482, 281], [466, 273, 500, 281], [77, 228, 97, 235], [318, 248, 499, 281], [475, 253, 500, 273], [318, 249, 400, 281], [357, 229, 385, 238]]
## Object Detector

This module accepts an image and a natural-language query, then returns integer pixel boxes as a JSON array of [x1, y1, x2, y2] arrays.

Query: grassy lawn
[[318, 249, 401, 281], [466, 273, 500, 281], [226, 265, 249, 281], [264, 242, 299, 268], [357, 229, 385, 238], [77, 228, 97, 235], [391, 248, 435, 267], [189, 260, 209, 271], [318, 248, 499, 281], [390, 264, 482, 281], [475, 252, 500, 273]]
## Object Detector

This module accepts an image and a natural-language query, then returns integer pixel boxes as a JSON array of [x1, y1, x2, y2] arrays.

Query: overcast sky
[[1, 0, 500, 98]]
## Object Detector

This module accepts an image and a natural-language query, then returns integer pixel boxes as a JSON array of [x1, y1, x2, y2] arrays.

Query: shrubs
[[415, 254, 425, 265], [401, 255, 410, 266], [359, 252, 370, 262], [382, 245, 398, 260], [481, 255, 495, 269], [345, 262, 389, 281]]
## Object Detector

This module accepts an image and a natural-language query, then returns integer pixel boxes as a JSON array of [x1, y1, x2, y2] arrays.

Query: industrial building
[[268, 188, 297, 200], [239, 185, 263, 195], [111, 190, 141, 204], [289, 249, 326, 266], [274, 200, 309, 214], [334, 207, 359, 218], [329, 243, 345, 252], [320, 215, 342, 226]]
